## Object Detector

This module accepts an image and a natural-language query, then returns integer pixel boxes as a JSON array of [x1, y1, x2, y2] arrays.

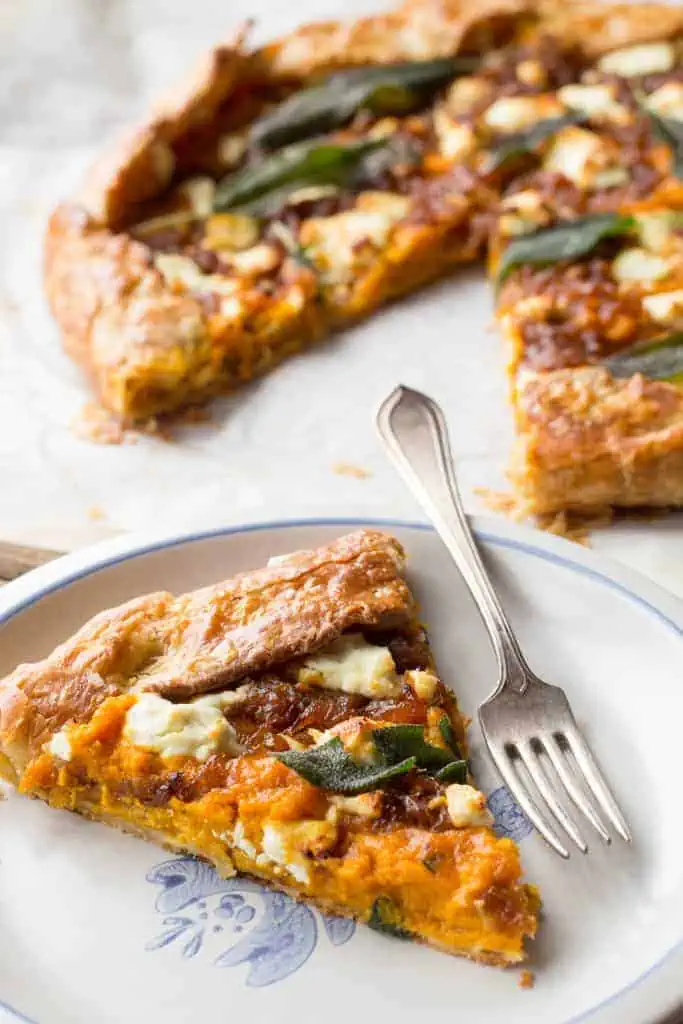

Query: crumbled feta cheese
[[433, 109, 476, 161], [597, 42, 675, 78], [47, 729, 72, 762], [445, 784, 494, 828], [154, 253, 240, 296], [635, 211, 682, 253], [612, 247, 673, 284], [646, 81, 683, 121], [229, 243, 281, 276], [257, 820, 337, 886], [124, 693, 244, 761], [558, 84, 628, 123], [499, 189, 549, 236], [232, 820, 257, 859], [643, 288, 683, 322], [405, 669, 439, 701], [445, 75, 493, 116], [300, 195, 409, 285], [543, 126, 628, 190], [483, 94, 564, 133], [299, 634, 400, 698], [179, 176, 216, 217], [330, 792, 381, 819], [218, 132, 247, 168]]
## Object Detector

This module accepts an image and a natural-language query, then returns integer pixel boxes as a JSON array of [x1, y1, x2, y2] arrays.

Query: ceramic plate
[[0, 517, 681, 1024]]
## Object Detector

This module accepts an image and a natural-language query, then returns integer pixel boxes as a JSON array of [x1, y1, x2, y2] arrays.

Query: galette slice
[[0, 529, 538, 965]]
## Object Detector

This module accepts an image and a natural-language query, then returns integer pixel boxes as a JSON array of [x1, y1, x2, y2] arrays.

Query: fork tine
[[517, 741, 588, 853], [482, 734, 571, 859], [541, 734, 612, 844], [563, 727, 632, 843]]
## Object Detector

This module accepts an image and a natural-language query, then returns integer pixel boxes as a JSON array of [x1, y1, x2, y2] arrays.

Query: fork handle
[[376, 385, 532, 694]]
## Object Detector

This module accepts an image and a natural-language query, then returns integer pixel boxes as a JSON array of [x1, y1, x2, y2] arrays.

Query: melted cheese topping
[[298, 634, 401, 698], [300, 193, 410, 285], [558, 84, 628, 122], [433, 110, 476, 161], [543, 126, 627, 190], [483, 94, 564, 133], [646, 81, 683, 121], [611, 247, 673, 284], [597, 41, 675, 78], [123, 693, 244, 761], [445, 784, 494, 828], [643, 288, 683, 322]]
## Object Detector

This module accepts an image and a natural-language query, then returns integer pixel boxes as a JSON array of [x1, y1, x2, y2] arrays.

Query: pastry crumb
[[333, 461, 372, 479], [73, 403, 135, 446], [87, 505, 106, 522], [519, 969, 535, 989]]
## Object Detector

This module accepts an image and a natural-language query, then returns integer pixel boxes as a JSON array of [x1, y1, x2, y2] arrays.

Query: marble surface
[[1, 0, 683, 598]]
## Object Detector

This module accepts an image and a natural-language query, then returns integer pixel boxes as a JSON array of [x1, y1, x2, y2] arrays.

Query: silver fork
[[376, 384, 631, 858]]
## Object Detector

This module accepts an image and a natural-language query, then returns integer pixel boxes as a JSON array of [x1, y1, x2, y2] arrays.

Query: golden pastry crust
[[0, 529, 411, 765], [511, 367, 683, 513], [0, 529, 539, 965]]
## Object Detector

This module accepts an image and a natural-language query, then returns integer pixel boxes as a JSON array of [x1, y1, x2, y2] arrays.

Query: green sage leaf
[[277, 738, 416, 794], [368, 897, 413, 940], [372, 724, 454, 771], [485, 113, 583, 173], [438, 714, 460, 757], [496, 212, 636, 285], [214, 137, 387, 216], [434, 759, 468, 784], [639, 101, 683, 179], [252, 57, 478, 150], [604, 332, 683, 381]]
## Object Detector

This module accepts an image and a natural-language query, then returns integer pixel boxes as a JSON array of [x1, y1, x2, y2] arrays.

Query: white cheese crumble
[[611, 247, 673, 284], [179, 176, 216, 217], [643, 288, 683, 322], [232, 820, 257, 859], [635, 211, 682, 253], [300, 193, 410, 285], [543, 126, 628, 190], [433, 110, 476, 161], [298, 634, 400, 699], [597, 42, 675, 78], [255, 820, 337, 886], [405, 669, 439, 701], [445, 75, 493, 115], [47, 729, 73, 762], [558, 84, 628, 122], [124, 692, 244, 762], [483, 94, 564, 133], [154, 253, 241, 298], [445, 784, 494, 828], [646, 81, 683, 121]]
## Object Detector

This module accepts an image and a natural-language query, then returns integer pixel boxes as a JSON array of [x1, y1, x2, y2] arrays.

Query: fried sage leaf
[[252, 57, 478, 150], [434, 759, 468, 784], [485, 113, 583, 173], [604, 332, 683, 381], [641, 105, 683, 178], [372, 724, 455, 771], [277, 738, 416, 795], [214, 137, 387, 215], [368, 897, 413, 940], [438, 714, 461, 757], [496, 212, 635, 285]]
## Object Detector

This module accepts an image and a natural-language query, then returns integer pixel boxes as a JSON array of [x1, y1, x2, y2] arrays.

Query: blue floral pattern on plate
[[146, 857, 355, 987], [488, 785, 534, 841]]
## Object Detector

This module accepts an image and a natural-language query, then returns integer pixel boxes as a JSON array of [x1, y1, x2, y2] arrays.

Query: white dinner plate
[[0, 517, 681, 1024]]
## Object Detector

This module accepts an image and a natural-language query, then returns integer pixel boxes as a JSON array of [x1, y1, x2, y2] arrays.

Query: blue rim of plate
[[0, 515, 681, 1024]]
